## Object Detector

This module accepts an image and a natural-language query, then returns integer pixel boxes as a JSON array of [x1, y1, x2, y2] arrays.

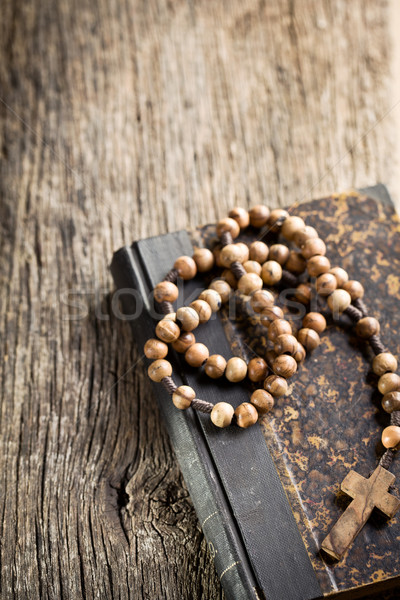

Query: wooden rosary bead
[[378, 373, 400, 395], [272, 355, 297, 378], [260, 306, 284, 323], [221, 269, 237, 288], [294, 283, 312, 305], [236, 242, 250, 263], [355, 317, 380, 339], [173, 255, 197, 280], [285, 251, 306, 275], [249, 204, 270, 228], [211, 402, 235, 428], [228, 206, 250, 229], [238, 273, 263, 295], [176, 306, 200, 331], [307, 255, 331, 277], [267, 208, 289, 232], [154, 281, 179, 303], [372, 353, 398, 376], [293, 226, 318, 248], [155, 319, 180, 343], [172, 385, 196, 410], [281, 216, 305, 241], [316, 272, 337, 296], [190, 299, 212, 324], [205, 354, 227, 379], [220, 243, 247, 266], [213, 247, 225, 268], [216, 217, 240, 239], [192, 248, 214, 272], [264, 374, 288, 397], [161, 312, 176, 322], [274, 334, 298, 357], [225, 357, 248, 382], [268, 244, 290, 265], [234, 402, 259, 428], [329, 266, 349, 287], [250, 289, 275, 313], [148, 359, 172, 382], [249, 241, 269, 263], [301, 238, 326, 260], [293, 342, 306, 363], [261, 260, 282, 285], [199, 289, 222, 312], [297, 328, 320, 351], [172, 331, 195, 353], [302, 312, 326, 334], [243, 260, 262, 275], [209, 279, 231, 303], [327, 289, 352, 314], [144, 338, 169, 359], [342, 280, 364, 300], [381, 391, 400, 413], [381, 425, 400, 449], [250, 389, 274, 415], [268, 319, 292, 342], [185, 343, 209, 367], [247, 357, 268, 382]]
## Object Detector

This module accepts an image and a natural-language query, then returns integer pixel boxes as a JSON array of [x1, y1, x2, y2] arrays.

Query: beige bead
[[155, 319, 180, 343], [185, 343, 209, 367], [172, 385, 196, 410], [285, 251, 306, 275], [302, 312, 326, 333], [293, 226, 318, 248], [301, 238, 326, 260], [213, 247, 225, 267], [372, 353, 398, 376], [247, 357, 268, 382], [268, 319, 292, 342], [154, 281, 179, 303], [174, 255, 197, 280], [268, 244, 290, 265], [199, 289, 222, 312], [355, 317, 380, 339], [297, 328, 320, 351], [378, 373, 400, 395], [176, 306, 200, 331], [205, 354, 227, 379], [225, 357, 247, 382], [281, 216, 305, 241], [307, 255, 331, 277], [221, 269, 238, 288], [209, 279, 231, 303], [190, 299, 212, 324], [382, 425, 400, 449], [228, 206, 250, 229], [329, 267, 349, 288], [171, 331, 195, 353], [316, 273, 337, 296], [234, 402, 259, 428], [249, 205, 270, 228], [238, 273, 263, 295], [382, 391, 400, 413], [220, 243, 247, 267], [192, 248, 214, 272], [293, 342, 306, 363], [294, 283, 312, 305], [272, 355, 297, 378], [148, 359, 172, 382], [267, 209, 289, 232], [260, 306, 284, 323], [236, 242, 250, 263], [211, 402, 235, 428], [264, 375, 288, 397], [261, 260, 282, 285], [243, 260, 262, 275], [216, 217, 240, 239], [274, 334, 298, 357], [250, 389, 274, 415], [161, 312, 176, 322], [144, 338, 169, 359], [342, 280, 364, 300], [250, 289, 275, 313], [249, 241, 269, 263], [327, 289, 351, 314]]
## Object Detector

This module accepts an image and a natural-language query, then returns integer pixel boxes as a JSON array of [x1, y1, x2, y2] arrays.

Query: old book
[[110, 185, 400, 600]]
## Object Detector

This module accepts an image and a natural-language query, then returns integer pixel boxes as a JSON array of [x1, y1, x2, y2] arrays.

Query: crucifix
[[321, 465, 400, 560]]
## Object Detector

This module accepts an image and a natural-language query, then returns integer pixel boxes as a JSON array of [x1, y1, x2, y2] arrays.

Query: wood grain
[[0, 0, 399, 598]]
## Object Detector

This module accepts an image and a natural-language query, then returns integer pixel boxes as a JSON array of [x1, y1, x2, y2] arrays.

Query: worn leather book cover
[[110, 185, 400, 600]]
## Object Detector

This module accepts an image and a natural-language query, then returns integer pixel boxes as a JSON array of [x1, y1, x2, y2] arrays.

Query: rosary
[[143, 204, 400, 561]]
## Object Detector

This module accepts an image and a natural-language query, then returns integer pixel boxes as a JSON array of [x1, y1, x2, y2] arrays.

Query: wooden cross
[[321, 466, 400, 560]]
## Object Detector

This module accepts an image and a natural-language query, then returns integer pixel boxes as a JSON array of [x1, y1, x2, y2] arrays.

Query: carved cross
[[321, 466, 400, 560]]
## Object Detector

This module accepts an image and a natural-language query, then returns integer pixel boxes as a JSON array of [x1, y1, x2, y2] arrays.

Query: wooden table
[[1, 1, 400, 598]]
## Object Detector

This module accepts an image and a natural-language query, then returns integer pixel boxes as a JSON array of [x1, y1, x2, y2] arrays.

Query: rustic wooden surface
[[1, 1, 400, 598]]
